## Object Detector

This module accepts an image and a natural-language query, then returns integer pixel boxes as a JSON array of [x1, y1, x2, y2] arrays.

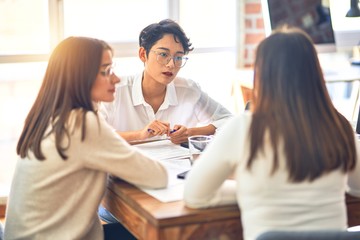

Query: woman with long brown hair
[[5, 36, 167, 239], [184, 27, 360, 240]]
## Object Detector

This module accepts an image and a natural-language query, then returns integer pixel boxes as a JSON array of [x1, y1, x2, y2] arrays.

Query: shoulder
[[171, 76, 203, 98], [173, 76, 200, 89], [116, 75, 133, 87], [115, 73, 142, 88], [213, 113, 252, 153], [236, 111, 252, 122], [84, 110, 100, 123], [82, 111, 127, 145], [66, 109, 108, 138], [82, 111, 113, 134], [112, 74, 141, 102], [222, 112, 252, 132], [85, 111, 113, 128]]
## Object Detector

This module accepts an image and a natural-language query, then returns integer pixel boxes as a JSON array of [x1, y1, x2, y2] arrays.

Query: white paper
[[140, 183, 185, 203], [134, 140, 192, 202], [134, 139, 190, 161]]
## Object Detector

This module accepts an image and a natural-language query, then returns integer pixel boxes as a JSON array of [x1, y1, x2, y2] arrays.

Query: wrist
[[139, 130, 149, 140], [187, 128, 194, 137]]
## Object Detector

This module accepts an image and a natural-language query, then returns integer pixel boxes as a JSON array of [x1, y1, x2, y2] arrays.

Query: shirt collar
[[131, 72, 178, 107], [131, 73, 144, 106]]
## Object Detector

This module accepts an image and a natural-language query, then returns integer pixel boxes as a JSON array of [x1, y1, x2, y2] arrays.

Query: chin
[[101, 96, 115, 102]]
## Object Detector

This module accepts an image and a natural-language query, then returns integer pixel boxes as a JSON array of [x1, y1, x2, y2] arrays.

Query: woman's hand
[[141, 120, 170, 139], [168, 125, 191, 144]]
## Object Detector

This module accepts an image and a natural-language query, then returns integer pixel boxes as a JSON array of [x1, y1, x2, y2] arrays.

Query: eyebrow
[[100, 63, 112, 68], [156, 47, 184, 55]]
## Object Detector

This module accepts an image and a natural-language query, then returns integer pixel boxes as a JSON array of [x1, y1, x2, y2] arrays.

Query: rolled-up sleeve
[[194, 86, 233, 129]]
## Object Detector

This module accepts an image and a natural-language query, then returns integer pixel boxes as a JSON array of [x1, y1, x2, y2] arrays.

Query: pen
[[148, 128, 176, 134]]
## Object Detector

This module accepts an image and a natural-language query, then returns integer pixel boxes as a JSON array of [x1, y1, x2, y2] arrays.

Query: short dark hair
[[139, 19, 194, 56]]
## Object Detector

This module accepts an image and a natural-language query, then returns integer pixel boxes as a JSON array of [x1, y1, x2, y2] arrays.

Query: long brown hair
[[17, 37, 112, 160], [248, 27, 356, 182]]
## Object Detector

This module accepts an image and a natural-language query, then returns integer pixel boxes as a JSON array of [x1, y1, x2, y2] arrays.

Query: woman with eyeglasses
[[100, 19, 233, 144], [4, 36, 167, 240]]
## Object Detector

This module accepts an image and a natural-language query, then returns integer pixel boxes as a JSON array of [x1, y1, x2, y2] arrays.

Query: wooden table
[[102, 177, 242, 240], [346, 194, 360, 228], [102, 177, 360, 240]]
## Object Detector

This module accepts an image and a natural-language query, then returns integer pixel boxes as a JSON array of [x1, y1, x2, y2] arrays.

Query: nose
[[165, 58, 175, 68], [111, 74, 120, 84]]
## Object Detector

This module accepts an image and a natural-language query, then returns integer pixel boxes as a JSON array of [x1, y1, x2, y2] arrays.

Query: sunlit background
[[0, 0, 359, 202]]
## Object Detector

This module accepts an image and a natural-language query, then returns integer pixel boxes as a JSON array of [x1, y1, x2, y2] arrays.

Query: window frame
[[0, 0, 236, 63]]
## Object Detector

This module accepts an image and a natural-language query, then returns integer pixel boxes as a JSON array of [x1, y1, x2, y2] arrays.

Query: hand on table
[[143, 120, 170, 139], [168, 125, 191, 144]]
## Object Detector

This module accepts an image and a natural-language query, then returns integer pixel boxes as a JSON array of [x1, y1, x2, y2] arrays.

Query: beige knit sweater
[[5, 110, 167, 239]]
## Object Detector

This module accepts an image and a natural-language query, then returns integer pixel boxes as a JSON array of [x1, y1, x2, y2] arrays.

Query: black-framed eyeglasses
[[100, 63, 116, 77], [150, 50, 188, 68]]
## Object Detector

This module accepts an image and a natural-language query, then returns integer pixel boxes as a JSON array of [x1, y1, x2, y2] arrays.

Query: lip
[[162, 72, 173, 77], [108, 89, 115, 93]]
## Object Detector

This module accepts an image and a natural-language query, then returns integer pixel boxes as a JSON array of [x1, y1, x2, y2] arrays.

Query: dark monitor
[[261, 0, 337, 53]]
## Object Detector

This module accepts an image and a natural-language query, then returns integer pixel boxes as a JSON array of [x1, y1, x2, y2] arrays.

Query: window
[[0, 0, 237, 194], [0, 0, 50, 55], [177, 0, 237, 108], [179, 0, 236, 49], [63, 0, 168, 43], [0, 0, 50, 63], [330, 0, 360, 50], [63, 0, 169, 57]]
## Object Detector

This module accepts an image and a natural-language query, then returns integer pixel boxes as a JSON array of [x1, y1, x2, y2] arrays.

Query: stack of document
[[133, 140, 192, 202], [134, 139, 190, 161]]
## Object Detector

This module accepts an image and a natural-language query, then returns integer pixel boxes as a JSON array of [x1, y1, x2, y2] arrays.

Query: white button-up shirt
[[100, 73, 232, 135]]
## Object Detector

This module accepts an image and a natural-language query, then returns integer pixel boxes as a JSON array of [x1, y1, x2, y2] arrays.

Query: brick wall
[[243, 0, 266, 67]]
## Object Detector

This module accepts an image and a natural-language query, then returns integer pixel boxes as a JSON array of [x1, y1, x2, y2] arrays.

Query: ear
[[139, 47, 147, 63]]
